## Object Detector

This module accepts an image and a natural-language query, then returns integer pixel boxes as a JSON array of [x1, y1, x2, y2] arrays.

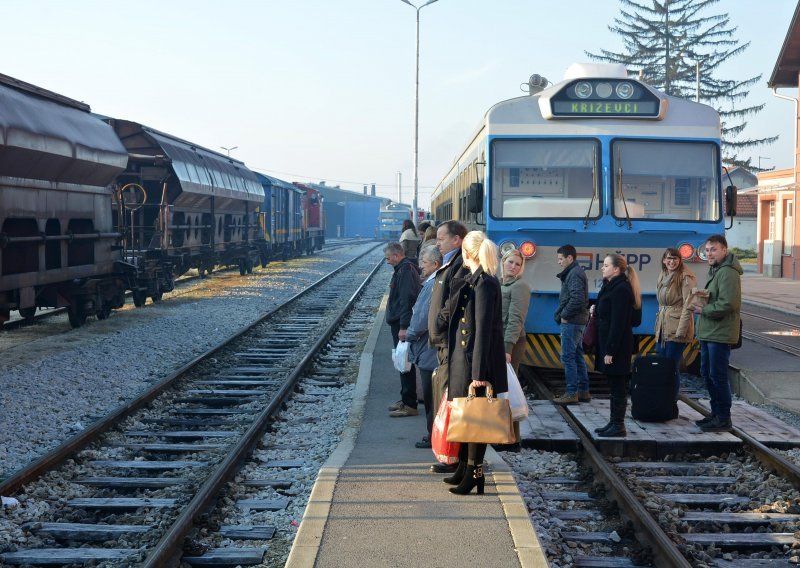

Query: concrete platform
[[734, 271, 800, 414], [286, 298, 548, 568]]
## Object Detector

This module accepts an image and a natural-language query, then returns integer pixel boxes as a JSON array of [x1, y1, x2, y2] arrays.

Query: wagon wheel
[[67, 304, 87, 328], [238, 260, 247, 276], [132, 290, 147, 307], [245, 259, 253, 274], [151, 291, 163, 303], [18, 307, 36, 322], [96, 304, 112, 320]]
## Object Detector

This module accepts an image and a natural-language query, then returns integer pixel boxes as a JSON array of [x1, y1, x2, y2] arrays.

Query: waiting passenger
[[500, 248, 531, 451], [440, 231, 507, 495], [427, 220, 468, 475], [689, 234, 742, 433], [654, 247, 697, 408], [405, 245, 443, 448], [384, 242, 421, 418], [399, 219, 421, 260], [553, 244, 591, 405], [594, 253, 642, 438]]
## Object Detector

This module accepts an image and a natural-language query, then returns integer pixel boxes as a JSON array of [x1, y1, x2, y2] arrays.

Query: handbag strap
[[467, 383, 495, 399]]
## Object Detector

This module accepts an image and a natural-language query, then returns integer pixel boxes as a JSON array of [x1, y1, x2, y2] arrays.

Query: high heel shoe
[[449, 464, 485, 495], [443, 460, 466, 485]]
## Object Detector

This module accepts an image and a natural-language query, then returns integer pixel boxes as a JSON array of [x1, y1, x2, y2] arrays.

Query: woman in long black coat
[[439, 230, 507, 495], [594, 253, 642, 437]]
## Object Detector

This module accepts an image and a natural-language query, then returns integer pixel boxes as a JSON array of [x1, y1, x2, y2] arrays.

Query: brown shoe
[[389, 404, 419, 417], [578, 391, 592, 403], [388, 400, 403, 411], [553, 392, 579, 405]]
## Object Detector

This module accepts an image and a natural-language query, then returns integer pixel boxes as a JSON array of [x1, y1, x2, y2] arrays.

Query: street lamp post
[[399, 0, 439, 226], [220, 146, 238, 157]]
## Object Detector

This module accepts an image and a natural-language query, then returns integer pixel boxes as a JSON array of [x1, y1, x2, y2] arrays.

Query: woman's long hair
[[500, 249, 525, 280], [605, 253, 642, 309], [401, 219, 417, 235], [660, 247, 695, 296], [462, 231, 499, 276]]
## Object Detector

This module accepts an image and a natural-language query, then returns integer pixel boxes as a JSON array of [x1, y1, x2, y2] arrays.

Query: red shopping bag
[[431, 391, 460, 464]]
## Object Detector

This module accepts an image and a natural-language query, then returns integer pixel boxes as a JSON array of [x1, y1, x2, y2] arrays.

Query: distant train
[[431, 63, 736, 369], [378, 202, 428, 240], [0, 72, 324, 328]]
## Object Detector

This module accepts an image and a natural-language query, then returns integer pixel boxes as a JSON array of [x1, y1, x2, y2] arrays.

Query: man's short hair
[[557, 244, 577, 260], [706, 234, 728, 248], [439, 220, 467, 240], [384, 242, 404, 256]]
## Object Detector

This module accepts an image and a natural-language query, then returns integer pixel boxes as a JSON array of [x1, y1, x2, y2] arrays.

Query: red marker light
[[519, 241, 536, 258]]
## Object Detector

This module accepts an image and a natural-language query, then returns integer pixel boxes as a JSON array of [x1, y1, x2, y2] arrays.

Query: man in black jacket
[[385, 242, 421, 417], [426, 220, 468, 473], [553, 244, 591, 405]]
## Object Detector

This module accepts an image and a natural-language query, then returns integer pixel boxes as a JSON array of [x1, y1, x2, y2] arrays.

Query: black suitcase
[[630, 356, 679, 422]]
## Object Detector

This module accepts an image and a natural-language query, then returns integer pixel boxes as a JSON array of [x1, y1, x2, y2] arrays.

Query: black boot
[[598, 395, 627, 437], [443, 460, 467, 485], [594, 421, 613, 434], [449, 464, 485, 495]]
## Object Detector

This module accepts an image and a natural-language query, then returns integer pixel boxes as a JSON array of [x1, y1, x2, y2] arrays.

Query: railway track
[[0, 238, 375, 333], [740, 308, 800, 358], [525, 372, 800, 567], [0, 246, 386, 566]]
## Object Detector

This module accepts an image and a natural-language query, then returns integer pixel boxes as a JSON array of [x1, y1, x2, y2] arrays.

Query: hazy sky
[[2, 0, 796, 207]]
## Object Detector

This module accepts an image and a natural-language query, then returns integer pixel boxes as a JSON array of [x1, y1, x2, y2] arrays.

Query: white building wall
[[725, 218, 757, 251]]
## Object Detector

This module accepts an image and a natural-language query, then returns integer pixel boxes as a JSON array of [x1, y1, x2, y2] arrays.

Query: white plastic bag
[[392, 341, 412, 372], [499, 363, 529, 421]]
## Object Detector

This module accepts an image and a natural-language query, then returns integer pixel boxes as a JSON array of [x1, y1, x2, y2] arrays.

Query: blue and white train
[[431, 63, 735, 368]]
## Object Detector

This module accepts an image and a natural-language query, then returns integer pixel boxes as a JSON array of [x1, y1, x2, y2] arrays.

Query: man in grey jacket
[[553, 244, 590, 405]]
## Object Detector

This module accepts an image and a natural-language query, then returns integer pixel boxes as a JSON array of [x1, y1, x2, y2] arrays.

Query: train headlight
[[615, 82, 635, 99], [574, 81, 593, 99], [677, 243, 695, 260], [499, 241, 517, 257], [519, 241, 536, 258], [696, 245, 708, 261], [595, 82, 613, 99]]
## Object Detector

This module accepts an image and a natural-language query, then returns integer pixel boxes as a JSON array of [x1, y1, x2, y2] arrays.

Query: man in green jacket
[[689, 234, 742, 432]]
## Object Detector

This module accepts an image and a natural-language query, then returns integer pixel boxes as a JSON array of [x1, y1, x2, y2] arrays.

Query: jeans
[[699, 340, 732, 420], [560, 322, 589, 395], [391, 324, 417, 408], [656, 340, 685, 401]]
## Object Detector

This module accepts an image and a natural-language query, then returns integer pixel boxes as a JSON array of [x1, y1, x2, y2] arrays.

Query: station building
[[756, 1, 800, 280]]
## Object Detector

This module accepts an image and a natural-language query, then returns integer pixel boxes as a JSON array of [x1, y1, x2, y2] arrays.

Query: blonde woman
[[440, 231, 507, 495], [594, 253, 642, 438], [501, 249, 531, 373]]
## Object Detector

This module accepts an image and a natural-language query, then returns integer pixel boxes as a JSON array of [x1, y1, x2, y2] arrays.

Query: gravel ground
[[0, 243, 380, 482]]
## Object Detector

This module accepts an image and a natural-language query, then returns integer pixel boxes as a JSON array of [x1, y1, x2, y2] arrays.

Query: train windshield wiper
[[583, 151, 598, 229], [615, 148, 632, 230]]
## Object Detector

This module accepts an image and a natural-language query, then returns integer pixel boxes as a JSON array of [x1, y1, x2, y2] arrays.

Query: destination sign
[[552, 100, 659, 116]]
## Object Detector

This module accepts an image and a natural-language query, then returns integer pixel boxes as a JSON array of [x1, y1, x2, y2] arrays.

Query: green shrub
[[731, 247, 757, 260]]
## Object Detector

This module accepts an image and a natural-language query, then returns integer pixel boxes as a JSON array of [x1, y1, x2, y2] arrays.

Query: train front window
[[612, 140, 720, 222], [491, 139, 599, 219]]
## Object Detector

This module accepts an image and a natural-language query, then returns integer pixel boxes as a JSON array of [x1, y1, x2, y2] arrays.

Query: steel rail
[[142, 258, 384, 567], [0, 245, 381, 495], [678, 396, 800, 490], [530, 378, 692, 568]]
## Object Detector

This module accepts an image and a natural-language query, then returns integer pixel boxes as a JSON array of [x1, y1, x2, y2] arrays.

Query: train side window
[[45, 218, 62, 270], [1, 218, 39, 275]]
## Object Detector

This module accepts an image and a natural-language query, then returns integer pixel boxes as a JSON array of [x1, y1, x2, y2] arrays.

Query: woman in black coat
[[440, 230, 507, 495], [594, 253, 642, 437]]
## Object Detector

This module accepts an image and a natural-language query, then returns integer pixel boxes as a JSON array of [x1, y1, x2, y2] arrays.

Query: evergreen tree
[[586, 0, 776, 169]]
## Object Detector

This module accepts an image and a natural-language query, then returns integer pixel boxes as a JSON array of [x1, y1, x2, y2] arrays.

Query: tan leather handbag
[[446, 384, 516, 444]]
